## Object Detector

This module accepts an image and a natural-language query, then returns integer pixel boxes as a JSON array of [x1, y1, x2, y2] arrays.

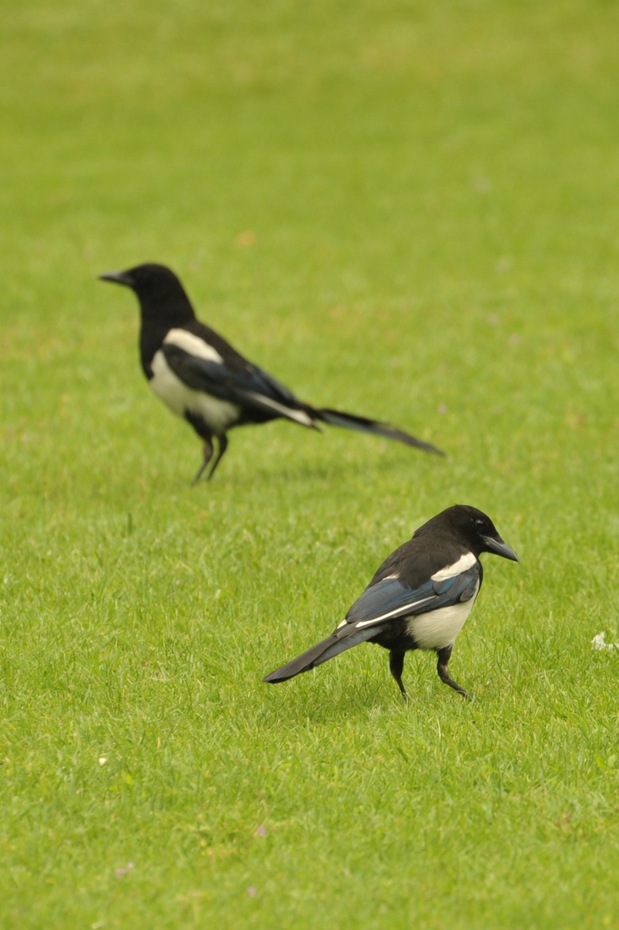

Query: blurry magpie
[[264, 505, 518, 699], [99, 263, 443, 482]]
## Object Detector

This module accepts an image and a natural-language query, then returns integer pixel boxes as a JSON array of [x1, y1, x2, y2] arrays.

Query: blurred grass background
[[2, 0, 619, 926]]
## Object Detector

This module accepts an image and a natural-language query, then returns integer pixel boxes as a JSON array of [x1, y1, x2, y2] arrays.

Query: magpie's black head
[[99, 263, 196, 328], [416, 504, 519, 562]]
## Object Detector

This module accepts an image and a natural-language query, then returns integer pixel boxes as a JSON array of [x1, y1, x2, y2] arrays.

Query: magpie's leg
[[389, 650, 408, 701], [436, 645, 469, 699], [206, 434, 229, 481], [192, 437, 214, 485]]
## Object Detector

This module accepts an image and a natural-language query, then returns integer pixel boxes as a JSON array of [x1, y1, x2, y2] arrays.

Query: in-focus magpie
[[99, 263, 443, 482], [264, 505, 518, 699]]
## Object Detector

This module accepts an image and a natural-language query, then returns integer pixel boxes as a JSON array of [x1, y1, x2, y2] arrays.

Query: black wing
[[344, 565, 481, 630], [161, 343, 317, 428]]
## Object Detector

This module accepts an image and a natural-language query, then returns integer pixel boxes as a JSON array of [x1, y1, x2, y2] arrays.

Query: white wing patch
[[431, 551, 476, 581], [354, 596, 434, 629], [245, 391, 314, 427], [164, 328, 224, 364]]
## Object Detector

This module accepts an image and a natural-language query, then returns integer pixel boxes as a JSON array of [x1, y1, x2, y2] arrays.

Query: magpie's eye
[[474, 518, 485, 529]]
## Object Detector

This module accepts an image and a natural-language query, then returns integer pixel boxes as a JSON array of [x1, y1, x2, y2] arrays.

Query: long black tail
[[315, 408, 444, 456], [263, 624, 377, 684]]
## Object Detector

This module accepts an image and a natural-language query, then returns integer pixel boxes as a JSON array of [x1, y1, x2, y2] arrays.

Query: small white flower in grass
[[98, 757, 108, 766], [115, 862, 134, 879], [591, 632, 619, 651], [247, 886, 257, 898], [255, 824, 266, 837]]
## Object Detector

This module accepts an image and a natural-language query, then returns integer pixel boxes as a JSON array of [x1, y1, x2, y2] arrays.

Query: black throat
[[127, 267, 196, 377]]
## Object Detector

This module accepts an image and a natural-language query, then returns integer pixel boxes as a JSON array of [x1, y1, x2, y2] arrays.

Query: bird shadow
[[209, 448, 439, 492], [262, 673, 407, 726]]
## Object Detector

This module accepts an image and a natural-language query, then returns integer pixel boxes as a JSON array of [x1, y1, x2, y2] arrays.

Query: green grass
[[2, 0, 619, 926]]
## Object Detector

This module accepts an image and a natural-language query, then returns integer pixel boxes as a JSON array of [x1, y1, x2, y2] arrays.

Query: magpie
[[98, 263, 443, 482], [264, 505, 518, 699]]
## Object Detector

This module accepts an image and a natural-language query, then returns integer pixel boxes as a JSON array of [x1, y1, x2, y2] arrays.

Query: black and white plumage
[[264, 505, 518, 699], [99, 263, 443, 481]]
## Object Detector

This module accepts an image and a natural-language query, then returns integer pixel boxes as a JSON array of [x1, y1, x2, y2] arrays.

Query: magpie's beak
[[98, 270, 134, 287], [482, 535, 519, 562]]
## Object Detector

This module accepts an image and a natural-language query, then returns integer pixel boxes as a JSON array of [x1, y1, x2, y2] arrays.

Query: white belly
[[150, 350, 240, 435], [407, 584, 479, 650]]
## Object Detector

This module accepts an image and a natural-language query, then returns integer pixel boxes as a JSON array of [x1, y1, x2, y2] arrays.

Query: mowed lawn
[[1, 0, 619, 926]]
